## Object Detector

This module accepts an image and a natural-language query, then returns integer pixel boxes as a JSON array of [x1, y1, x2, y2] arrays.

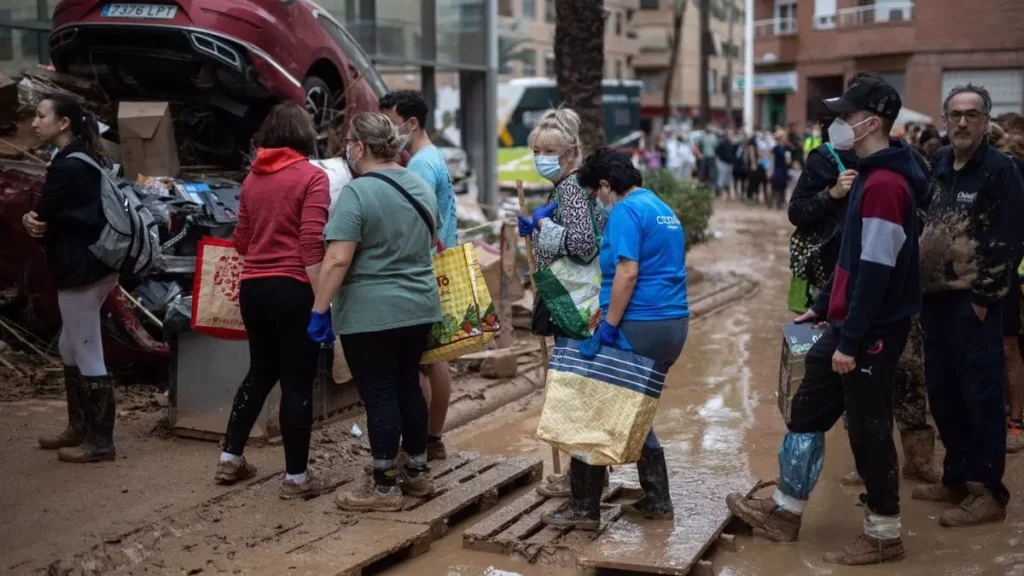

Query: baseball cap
[[822, 74, 902, 121]]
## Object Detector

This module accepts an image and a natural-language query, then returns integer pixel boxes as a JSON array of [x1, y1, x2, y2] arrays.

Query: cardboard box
[[117, 101, 179, 180], [778, 322, 826, 424], [475, 244, 524, 304], [0, 73, 17, 127]]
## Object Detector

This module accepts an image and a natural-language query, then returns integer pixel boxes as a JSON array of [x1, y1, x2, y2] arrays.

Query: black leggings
[[341, 323, 432, 486], [223, 277, 318, 475]]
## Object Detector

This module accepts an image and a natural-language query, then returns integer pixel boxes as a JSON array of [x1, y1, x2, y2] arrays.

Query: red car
[[49, 0, 388, 161]]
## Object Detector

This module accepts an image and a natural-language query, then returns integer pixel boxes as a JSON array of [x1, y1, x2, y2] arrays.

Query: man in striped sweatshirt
[[727, 74, 928, 565]]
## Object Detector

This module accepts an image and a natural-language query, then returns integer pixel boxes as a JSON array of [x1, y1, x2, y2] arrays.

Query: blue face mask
[[534, 155, 562, 181], [596, 198, 611, 218]]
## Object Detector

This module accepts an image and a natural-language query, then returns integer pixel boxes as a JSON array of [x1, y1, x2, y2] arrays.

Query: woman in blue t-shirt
[[540, 148, 690, 531]]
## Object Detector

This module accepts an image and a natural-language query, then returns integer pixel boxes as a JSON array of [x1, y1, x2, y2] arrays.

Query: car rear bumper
[[49, 22, 304, 102]]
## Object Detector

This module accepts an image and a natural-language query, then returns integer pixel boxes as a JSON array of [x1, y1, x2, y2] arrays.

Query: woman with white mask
[[516, 107, 607, 498]]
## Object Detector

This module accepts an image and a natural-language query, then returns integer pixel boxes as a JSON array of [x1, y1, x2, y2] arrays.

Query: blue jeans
[[922, 292, 1008, 504]]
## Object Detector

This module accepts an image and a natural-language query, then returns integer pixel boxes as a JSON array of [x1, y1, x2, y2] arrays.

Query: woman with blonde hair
[[516, 108, 608, 497], [307, 112, 442, 512]]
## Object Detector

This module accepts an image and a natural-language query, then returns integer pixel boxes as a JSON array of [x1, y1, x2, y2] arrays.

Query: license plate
[[101, 4, 178, 19]]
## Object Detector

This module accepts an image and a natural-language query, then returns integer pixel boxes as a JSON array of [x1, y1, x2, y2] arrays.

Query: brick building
[[753, 0, 1024, 129]]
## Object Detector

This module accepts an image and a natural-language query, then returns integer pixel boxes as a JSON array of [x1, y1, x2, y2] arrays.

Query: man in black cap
[[726, 73, 929, 565], [913, 84, 1024, 527]]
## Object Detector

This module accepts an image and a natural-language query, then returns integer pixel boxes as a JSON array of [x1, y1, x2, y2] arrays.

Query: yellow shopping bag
[[421, 244, 500, 364]]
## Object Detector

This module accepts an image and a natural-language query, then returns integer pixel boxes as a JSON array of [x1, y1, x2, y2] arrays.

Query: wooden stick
[[517, 180, 562, 476], [0, 354, 25, 377], [0, 138, 46, 165], [0, 316, 54, 360], [119, 286, 164, 329]]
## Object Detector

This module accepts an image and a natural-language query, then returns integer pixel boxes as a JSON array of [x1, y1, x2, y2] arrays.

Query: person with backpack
[[21, 94, 120, 463]]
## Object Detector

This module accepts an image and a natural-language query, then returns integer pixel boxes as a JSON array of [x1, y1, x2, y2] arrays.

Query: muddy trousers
[[223, 278, 318, 475], [781, 321, 911, 516], [921, 292, 1009, 505], [341, 323, 432, 487]]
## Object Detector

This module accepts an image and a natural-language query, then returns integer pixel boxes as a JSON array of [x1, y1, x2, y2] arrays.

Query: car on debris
[[48, 0, 388, 163]]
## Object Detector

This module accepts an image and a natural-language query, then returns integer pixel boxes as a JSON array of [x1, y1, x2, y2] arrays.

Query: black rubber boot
[[58, 376, 116, 463], [622, 446, 674, 519], [39, 366, 85, 450], [541, 458, 604, 530]]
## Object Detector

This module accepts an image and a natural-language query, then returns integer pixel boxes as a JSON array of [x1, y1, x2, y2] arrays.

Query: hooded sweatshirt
[[812, 140, 928, 356], [234, 148, 330, 282]]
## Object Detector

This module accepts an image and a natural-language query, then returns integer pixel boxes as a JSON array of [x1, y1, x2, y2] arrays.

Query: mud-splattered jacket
[[920, 141, 1024, 305], [812, 140, 927, 356]]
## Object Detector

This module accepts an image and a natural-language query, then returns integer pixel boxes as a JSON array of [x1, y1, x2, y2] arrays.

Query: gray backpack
[[68, 152, 162, 276]]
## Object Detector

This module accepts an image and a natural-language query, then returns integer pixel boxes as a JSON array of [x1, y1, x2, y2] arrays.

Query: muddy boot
[[215, 456, 257, 484], [541, 459, 603, 531], [939, 482, 1007, 527], [280, 470, 330, 500], [39, 366, 85, 450], [58, 377, 116, 463], [537, 472, 571, 497], [911, 483, 968, 504], [823, 534, 905, 565], [725, 483, 801, 543], [900, 428, 943, 484], [1007, 422, 1024, 454], [840, 470, 864, 487], [399, 465, 435, 498], [621, 447, 674, 520], [336, 480, 404, 512], [426, 438, 448, 461]]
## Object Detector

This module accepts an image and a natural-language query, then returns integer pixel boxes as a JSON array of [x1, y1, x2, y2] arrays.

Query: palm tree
[[663, 0, 688, 127], [554, 0, 606, 156]]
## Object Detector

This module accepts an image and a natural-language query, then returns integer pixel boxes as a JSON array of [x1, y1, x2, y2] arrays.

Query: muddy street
[[3, 201, 1023, 575]]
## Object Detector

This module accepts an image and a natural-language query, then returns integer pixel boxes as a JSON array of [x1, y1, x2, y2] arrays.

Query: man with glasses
[[915, 84, 1024, 527]]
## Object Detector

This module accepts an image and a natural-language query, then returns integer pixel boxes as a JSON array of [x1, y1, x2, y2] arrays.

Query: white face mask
[[828, 117, 873, 151]]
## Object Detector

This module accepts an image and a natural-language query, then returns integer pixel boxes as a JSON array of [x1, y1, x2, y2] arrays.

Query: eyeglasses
[[945, 110, 987, 123]]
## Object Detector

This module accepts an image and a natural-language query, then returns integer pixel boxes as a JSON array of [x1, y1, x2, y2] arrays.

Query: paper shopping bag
[[191, 237, 247, 339], [535, 337, 666, 465], [421, 243, 499, 365]]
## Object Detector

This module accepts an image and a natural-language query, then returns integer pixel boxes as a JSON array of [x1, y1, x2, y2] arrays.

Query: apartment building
[[753, 0, 1024, 129], [632, 0, 745, 132]]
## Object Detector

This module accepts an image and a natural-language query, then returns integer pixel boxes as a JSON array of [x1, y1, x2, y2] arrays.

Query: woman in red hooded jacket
[[212, 103, 331, 500]]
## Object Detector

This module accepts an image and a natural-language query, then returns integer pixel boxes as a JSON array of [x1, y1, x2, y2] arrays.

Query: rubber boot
[[621, 447, 674, 519], [58, 376, 116, 463], [900, 428, 942, 484], [541, 458, 603, 530], [39, 365, 85, 450]]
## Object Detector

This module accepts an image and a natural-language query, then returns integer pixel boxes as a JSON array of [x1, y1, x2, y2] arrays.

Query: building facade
[[753, 0, 1024, 129], [633, 0, 745, 132]]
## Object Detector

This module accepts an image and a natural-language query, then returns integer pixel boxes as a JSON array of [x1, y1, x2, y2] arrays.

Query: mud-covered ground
[[3, 201, 1022, 575]]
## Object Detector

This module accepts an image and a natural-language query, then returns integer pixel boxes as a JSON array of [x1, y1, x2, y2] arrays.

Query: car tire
[[303, 76, 334, 158]]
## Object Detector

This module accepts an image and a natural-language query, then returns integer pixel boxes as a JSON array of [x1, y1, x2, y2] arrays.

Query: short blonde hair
[[528, 108, 582, 163], [349, 112, 402, 160]]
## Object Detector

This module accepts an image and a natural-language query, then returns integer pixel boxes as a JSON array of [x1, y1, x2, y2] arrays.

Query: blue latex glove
[[597, 320, 619, 346], [516, 214, 535, 238], [307, 310, 335, 345], [517, 203, 557, 238]]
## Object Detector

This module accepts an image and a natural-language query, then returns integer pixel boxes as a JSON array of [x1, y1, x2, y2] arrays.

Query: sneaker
[[840, 470, 864, 487], [427, 440, 448, 461], [823, 534, 905, 565], [399, 467, 435, 498], [540, 506, 600, 531], [939, 482, 1007, 527], [336, 482, 403, 512], [215, 456, 257, 485], [279, 471, 329, 500], [1008, 422, 1024, 454], [725, 492, 801, 543], [911, 483, 968, 504], [536, 473, 570, 497]]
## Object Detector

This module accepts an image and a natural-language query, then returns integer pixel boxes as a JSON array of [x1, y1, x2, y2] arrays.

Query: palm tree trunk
[[725, 2, 735, 127], [663, 0, 687, 128], [699, 0, 711, 126], [555, 0, 606, 156]]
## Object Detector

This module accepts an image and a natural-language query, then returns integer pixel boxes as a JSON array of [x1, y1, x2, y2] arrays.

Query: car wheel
[[303, 76, 334, 158]]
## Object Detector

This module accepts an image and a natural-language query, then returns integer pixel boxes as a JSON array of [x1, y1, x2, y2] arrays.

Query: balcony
[[836, 1, 914, 28], [753, 17, 799, 65]]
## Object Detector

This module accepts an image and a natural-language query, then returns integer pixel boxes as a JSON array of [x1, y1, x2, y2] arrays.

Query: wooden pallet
[[342, 452, 543, 539], [463, 482, 628, 564]]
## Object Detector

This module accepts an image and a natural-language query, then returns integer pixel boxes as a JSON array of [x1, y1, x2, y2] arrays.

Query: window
[[545, 0, 555, 23], [640, 0, 660, 9], [615, 12, 623, 35], [545, 53, 555, 78], [499, 0, 513, 17], [499, 36, 514, 74], [524, 0, 536, 19], [709, 69, 718, 96], [522, 48, 537, 76], [775, 0, 797, 34], [638, 70, 666, 93], [813, 0, 837, 29], [615, 59, 623, 79]]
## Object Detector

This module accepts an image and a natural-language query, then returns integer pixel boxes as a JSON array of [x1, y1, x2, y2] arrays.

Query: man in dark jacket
[[728, 74, 927, 566], [914, 84, 1024, 527]]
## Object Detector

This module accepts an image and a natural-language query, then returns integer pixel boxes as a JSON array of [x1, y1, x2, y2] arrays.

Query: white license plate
[[102, 4, 178, 19]]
